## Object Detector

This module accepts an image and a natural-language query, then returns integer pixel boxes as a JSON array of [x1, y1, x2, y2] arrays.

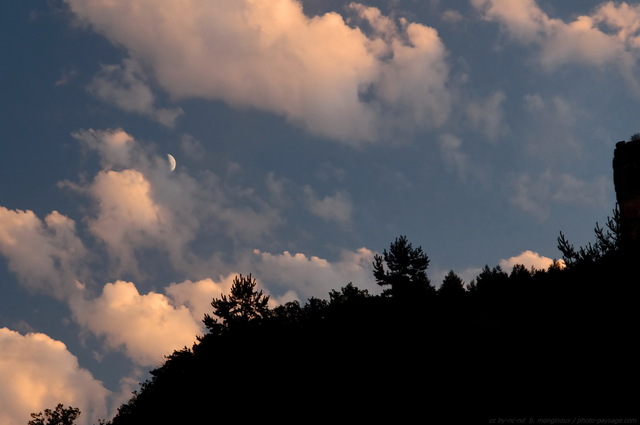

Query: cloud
[[85, 168, 183, 276], [70, 281, 202, 366], [521, 94, 583, 161], [0, 207, 87, 298], [593, 2, 640, 48], [511, 170, 610, 219], [500, 250, 564, 271], [72, 128, 139, 169], [64, 0, 451, 144], [0, 126, 379, 373], [471, 0, 551, 44], [472, 0, 640, 90], [439, 134, 469, 180], [89, 58, 183, 127], [0, 328, 109, 425], [67, 128, 283, 276], [466, 90, 508, 141], [438, 133, 490, 184], [441, 9, 465, 24], [165, 276, 236, 324], [251, 247, 376, 300], [303, 186, 353, 224], [70, 273, 293, 365], [55, 69, 78, 87]]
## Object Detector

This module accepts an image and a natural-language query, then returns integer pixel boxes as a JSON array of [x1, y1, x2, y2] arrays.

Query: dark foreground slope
[[106, 251, 637, 424]]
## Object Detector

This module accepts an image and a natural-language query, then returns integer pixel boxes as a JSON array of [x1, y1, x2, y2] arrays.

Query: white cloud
[[471, 0, 553, 44], [64, 0, 451, 144], [593, 2, 640, 49], [67, 128, 283, 276], [500, 250, 564, 271], [511, 170, 610, 219], [472, 0, 640, 90], [85, 168, 183, 276], [0, 207, 87, 298], [0, 328, 109, 425], [251, 247, 376, 300], [89, 58, 183, 127], [70, 281, 202, 366], [303, 186, 353, 224], [165, 276, 236, 325]]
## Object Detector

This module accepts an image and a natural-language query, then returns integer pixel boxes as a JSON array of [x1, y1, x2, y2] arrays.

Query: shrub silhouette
[[28, 404, 80, 425]]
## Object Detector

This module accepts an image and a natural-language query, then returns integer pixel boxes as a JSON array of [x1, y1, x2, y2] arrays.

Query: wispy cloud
[[439, 134, 469, 180], [511, 169, 610, 219], [89, 59, 183, 127], [466, 90, 509, 141], [303, 186, 353, 224]]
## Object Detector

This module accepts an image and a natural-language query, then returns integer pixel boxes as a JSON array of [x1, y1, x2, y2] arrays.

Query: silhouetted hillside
[[31, 196, 638, 424], [96, 223, 636, 424]]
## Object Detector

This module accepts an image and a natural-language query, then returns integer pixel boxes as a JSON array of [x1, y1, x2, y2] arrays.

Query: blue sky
[[1, 1, 638, 423]]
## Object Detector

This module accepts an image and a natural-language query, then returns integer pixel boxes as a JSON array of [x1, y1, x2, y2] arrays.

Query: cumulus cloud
[[165, 276, 236, 324], [511, 170, 610, 219], [0, 207, 87, 298], [251, 247, 376, 300], [67, 128, 283, 276], [500, 250, 564, 271], [472, 0, 640, 90], [70, 273, 299, 365], [84, 168, 195, 277], [70, 281, 202, 366], [64, 0, 451, 144], [0, 126, 381, 370], [89, 58, 183, 127], [0, 328, 108, 425]]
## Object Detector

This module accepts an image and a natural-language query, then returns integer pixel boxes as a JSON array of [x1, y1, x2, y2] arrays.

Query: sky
[[1, 0, 639, 423]]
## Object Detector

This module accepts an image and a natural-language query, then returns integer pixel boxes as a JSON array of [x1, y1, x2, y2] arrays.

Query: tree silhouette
[[203, 273, 270, 334], [372, 235, 434, 299], [468, 265, 508, 295], [557, 206, 621, 266], [438, 270, 465, 297], [28, 404, 80, 425], [328, 282, 370, 304]]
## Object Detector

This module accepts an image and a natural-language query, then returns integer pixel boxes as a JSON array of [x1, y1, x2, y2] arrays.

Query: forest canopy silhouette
[[32, 203, 637, 423]]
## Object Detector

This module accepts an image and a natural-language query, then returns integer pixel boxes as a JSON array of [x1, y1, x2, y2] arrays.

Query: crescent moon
[[167, 154, 176, 172]]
